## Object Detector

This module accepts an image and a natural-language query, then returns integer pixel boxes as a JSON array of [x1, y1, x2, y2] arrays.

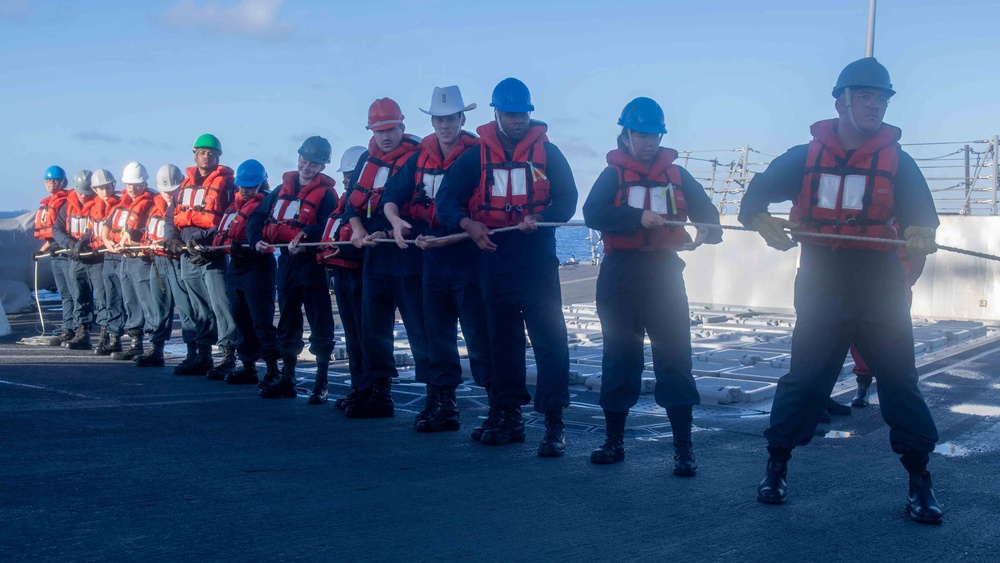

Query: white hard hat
[[337, 145, 367, 173], [91, 169, 116, 188], [122, 162, 149, 184], [156, 164, 184, 193]]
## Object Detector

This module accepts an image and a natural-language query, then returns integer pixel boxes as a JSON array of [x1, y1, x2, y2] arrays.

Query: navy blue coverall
[[435, 141, 578, 415], [583, 163, 723, 413], [342, 153, 431, 391], [163, 208, 236, 349], [381, 151, 492, 391], [247, 181, 338, 359], [321, 216, 365, 389], [226, 244, 280, 365], [52, 204, 95, 330], [738, 143, 940, 460]]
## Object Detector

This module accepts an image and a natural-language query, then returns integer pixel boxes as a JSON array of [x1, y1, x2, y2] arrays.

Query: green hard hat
[[192, 133, 222, 154]]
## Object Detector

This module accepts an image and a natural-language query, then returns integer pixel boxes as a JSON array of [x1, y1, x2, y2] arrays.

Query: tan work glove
[[751, 212, 798, 251], [903, 226, 937, 255]]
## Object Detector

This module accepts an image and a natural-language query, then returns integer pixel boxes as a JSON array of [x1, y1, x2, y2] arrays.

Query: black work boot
[[99, 333, 123, 356], [345, 379, 394, 418], [757, 448, 791, 504], [135, 342, 165, 367], [668, 406, 698, 477], [65, 325, 93, 350], [538, 411, 567, 458], [414, 384, 440, 429], [93, 326, 110, 355], [416, 386, 460, 433], [826, 397, 853, 417], [480, 405, 525, 446], [172, 342, 198, 374], [907, 471, 944, 525], [260, 356, 298, 399], [258, 358, 281, 389], [852, 381, 872, 408], [590, 410, 627, 465], [335, 389, 362, 410], [206, 345, 236, 380], [224, 362, 259, 385], [471, 402, 502, 441], [111, 331, 144, 361], [307, 358, 330, 405], [50, 328, 73, 346]]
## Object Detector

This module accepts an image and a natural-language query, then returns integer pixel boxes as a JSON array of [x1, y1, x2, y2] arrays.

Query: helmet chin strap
[[495, 109, 507, 138], [844, 87, 860, 131]]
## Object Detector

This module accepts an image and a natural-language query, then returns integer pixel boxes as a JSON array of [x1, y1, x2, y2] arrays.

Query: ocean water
[[554, 224, 599, 264]]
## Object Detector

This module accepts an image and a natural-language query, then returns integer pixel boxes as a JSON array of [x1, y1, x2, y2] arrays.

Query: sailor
[[317, 146, 367, 410], [103, 162, 157, 362], [90, 170, 125, 356], [213, 159, 280, 385], [248, 137, 339, 401], [163, 134, 237, 377], [134, 165, 189, 368], [340, 98, 428, 419], [382, 85, 492, 432], [738, 58, 943, 524], [51, 170, 98, 350], [78, 170, 116, 353], [33, 165, 76, 346], [435, 78, 578, 457], [583, 97, 723, 473]]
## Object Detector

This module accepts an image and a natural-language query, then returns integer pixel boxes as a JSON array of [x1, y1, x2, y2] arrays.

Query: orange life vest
[[213, 191, 267, 252], [89, 196, 119, 250], [317, 193, 361, 269], [261, 172, 337, 244], [65, 191, 97, 241], [141, 194, 170, 256], [602, 147, 691, 252], [346, 135, 420, 217], [34, 190, 69, 241], [789, 119, 900, 251], [410, 132, 480, 226], [470, 121, 551, 228], [173, 165, 235, 230], [106, 191, 156, 244]]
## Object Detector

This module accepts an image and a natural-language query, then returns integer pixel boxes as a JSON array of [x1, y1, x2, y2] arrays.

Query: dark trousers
[[77, 260, 106, 328], [122, 257, 155, 334], [102, 256, 125, 335], [276, 253, 334, 358], [331, 267, 364, 388], [181, 254, 225, 346], [49, 256, 76, 330], [764, 246, 939, 455], [478, 242, 570, 415], [158, 255, 197, 344], [595, 251, 700, 412], [423, 246, 492, 389], [228, 254, 279, 363], [359, 270, 430, 390], [148, 255, 174, 344], [68, 258, 96, 328]]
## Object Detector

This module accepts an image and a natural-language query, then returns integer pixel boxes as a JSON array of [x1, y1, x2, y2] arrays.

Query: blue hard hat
[[298, 135, 332, 164], [490, 77, 534, 113], [44, 165, 67, 180], [618, 97, 667, 135], [832, 57, 895, 98], [235, 159, 268, 188]]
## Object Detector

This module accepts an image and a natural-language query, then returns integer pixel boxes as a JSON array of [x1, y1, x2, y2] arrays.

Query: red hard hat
[[367, 98, 405, 131]]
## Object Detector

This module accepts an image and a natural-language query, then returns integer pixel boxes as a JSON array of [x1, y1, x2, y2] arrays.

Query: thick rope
[[35, 224, 1000, 263]]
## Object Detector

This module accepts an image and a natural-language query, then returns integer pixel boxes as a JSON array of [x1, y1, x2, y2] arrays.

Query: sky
[[2, 0, 998, 215]]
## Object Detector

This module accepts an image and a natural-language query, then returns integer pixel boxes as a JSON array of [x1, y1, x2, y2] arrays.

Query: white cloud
[[161, 0, 290, 37]]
